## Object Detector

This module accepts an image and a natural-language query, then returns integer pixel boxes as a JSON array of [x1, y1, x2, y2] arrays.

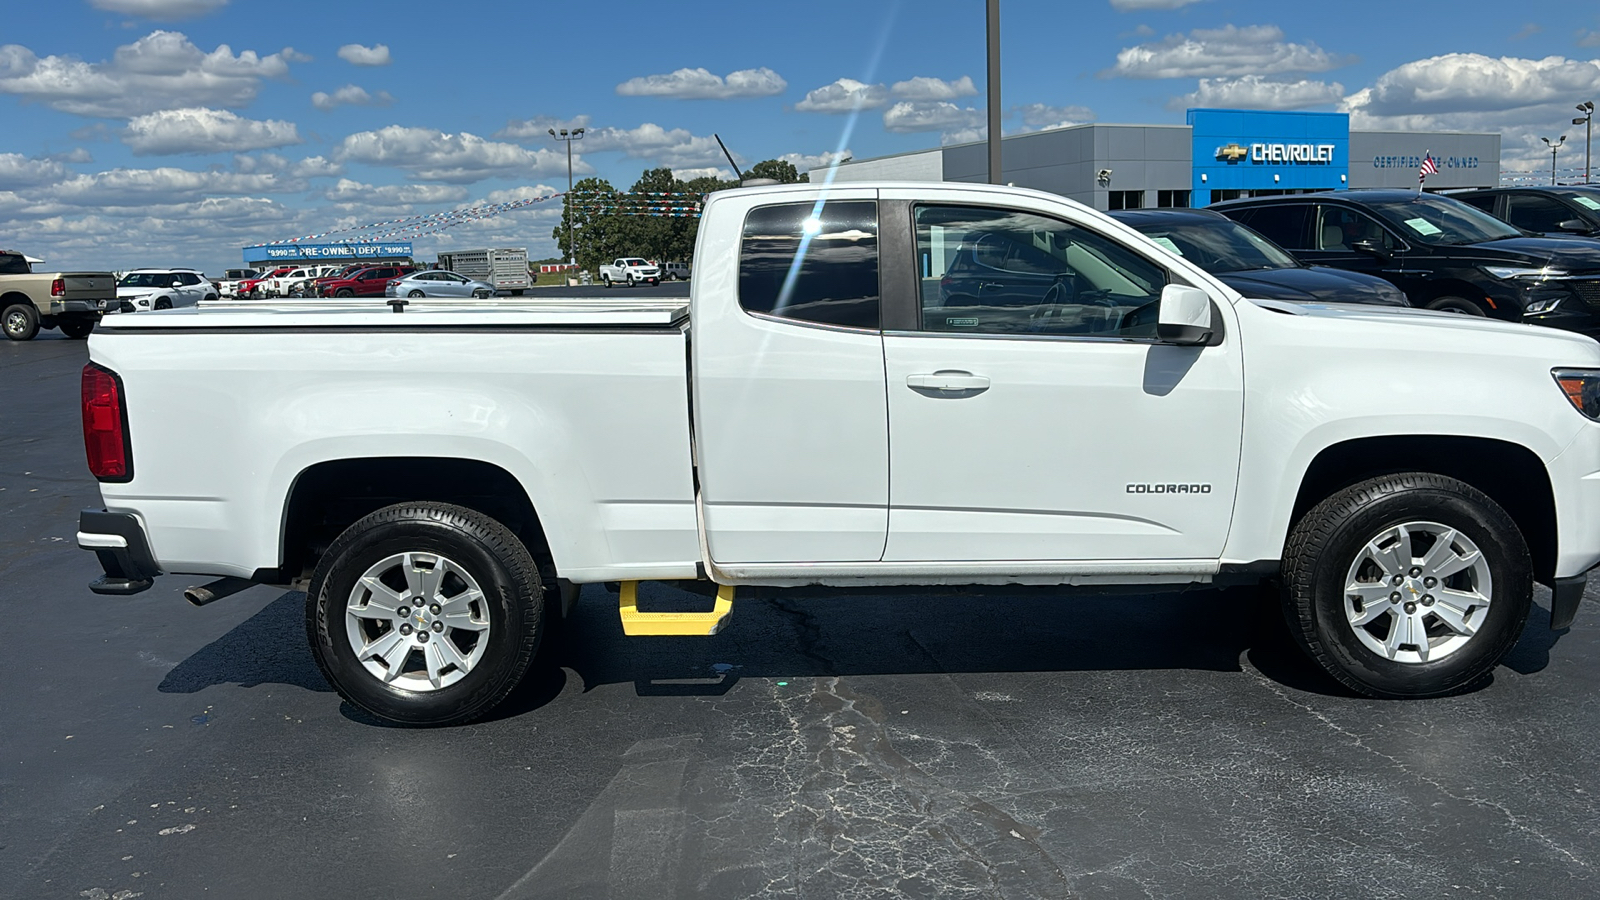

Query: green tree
[[742, 159, 808, 184]]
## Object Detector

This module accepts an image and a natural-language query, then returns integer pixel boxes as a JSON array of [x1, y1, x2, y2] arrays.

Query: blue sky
[[5, 0, 1600, 271]]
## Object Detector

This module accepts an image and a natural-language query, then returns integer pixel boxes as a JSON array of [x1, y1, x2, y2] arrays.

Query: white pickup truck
[[598, 257, 661, 287], [77, 182, 1600, 726]]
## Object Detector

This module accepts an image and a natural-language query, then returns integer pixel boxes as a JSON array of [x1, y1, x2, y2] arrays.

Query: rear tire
[[602, 276, 612, 289], [335, 289, 354, 298], [306, 502, 544, 726], [408, 290, 426, 298], [3, 302, 39, 341], [1425, 295, 1486, 316], [1281, 473, 1531, 699]]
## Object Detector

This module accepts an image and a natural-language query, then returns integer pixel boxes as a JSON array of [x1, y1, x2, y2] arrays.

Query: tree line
[[551, 159, 807, 269]]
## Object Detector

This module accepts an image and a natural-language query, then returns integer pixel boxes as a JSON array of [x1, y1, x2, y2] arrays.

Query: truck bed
[[89, 297, 701, 583], [98, 297, 689, 330]]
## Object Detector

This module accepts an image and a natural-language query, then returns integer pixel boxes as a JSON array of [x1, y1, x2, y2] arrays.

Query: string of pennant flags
[[260, 188, 711, 246]]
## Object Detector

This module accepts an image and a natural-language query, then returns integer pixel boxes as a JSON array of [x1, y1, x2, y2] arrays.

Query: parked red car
[[237, 266, 293, 299], [317, 264, 417, 298], [308, 264, 372, 297]]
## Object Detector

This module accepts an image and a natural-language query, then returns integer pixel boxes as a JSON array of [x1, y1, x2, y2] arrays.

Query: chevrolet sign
[[1216, 143, 1249, 162]]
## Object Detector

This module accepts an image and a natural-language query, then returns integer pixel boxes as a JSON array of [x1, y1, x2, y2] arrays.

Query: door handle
[[907, 371, 990, 392]]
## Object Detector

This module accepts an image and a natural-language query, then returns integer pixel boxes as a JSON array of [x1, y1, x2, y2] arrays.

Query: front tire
[[1425, 295, 1486, 316], [602, 275, 612, 289], [153, 298, 172, 310], [307, 502, 544, 726], [408, 290, 426, 298], [335, 288, 354, 298], [1282, 473, 1531, 698], [59, 318, 95, 339], [3, 302, 40, 341]]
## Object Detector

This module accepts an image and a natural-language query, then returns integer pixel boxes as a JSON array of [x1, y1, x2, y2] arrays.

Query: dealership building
[[815, 109, 1501, 210]]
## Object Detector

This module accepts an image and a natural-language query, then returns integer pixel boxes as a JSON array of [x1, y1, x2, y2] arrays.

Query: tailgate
[[58, 273, 117, 299]]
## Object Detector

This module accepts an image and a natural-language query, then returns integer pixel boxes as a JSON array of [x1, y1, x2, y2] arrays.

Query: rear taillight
[[51, 278, 65, 297], [82, 363, 131, 481]]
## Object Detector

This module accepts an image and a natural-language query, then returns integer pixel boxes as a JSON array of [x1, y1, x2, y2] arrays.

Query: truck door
[[880, 195, 1243, 562], [693, 191, 890, 563]]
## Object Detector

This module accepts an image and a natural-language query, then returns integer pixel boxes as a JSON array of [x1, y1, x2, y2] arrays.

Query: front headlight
[[1484, 265, 1567, 280], [1526, 297, 1564, 314], [1553, 368, 1600, 419]]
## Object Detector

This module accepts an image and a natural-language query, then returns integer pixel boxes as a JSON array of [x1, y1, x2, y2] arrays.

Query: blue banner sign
[[243, 242, 413, 263]]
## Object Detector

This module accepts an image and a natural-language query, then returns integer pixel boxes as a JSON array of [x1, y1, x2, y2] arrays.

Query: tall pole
[[986, 0, 1001, 184], [1578, 102, 1595, 184], [1542, 136, 1565, 186], [549, 127, 585, 265]]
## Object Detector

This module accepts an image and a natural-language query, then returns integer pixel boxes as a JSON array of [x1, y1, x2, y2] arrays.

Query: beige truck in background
[[0, 249, 117, 341]]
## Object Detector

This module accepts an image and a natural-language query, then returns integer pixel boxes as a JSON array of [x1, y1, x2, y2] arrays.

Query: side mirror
[[1558, 218, 1591, 233], [1350, 238, 1390, 259], [171, 279, 183, 287], [1156, 284, 1214, 345]]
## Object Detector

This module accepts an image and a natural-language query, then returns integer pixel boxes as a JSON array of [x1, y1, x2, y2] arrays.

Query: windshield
[[118, 272, 172, 287], [1129, 218, 1299, 273], [1560, 188, 1600, 215], [624, 258, 648, 266], [1364, 195, 1522, 245]]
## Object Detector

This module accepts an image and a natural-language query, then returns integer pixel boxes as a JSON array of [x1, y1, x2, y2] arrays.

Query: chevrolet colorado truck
[[0, 249, 115, 340], [76, 182, 1600, 726], [598, 257, 661, 287]]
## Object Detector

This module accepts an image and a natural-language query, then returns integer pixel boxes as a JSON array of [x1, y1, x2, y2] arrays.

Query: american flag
[[1418, 152, 1439, 183]]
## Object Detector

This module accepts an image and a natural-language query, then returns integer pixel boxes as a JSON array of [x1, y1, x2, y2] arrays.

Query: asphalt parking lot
[[5, 330, 1600, 900]]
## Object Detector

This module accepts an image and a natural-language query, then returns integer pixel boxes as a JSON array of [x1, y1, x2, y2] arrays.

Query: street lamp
[[548, 127, 585, 266], [986, 0, 1001, 184], [1542, 135, 1567, 186], [1574, 102, 1594, 184]]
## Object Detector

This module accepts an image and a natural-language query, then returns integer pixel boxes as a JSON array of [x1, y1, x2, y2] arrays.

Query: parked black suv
[[1210, 190, 1600, 335], [1109, 208, 1408, 306], [1454, 185, 1600, 238]]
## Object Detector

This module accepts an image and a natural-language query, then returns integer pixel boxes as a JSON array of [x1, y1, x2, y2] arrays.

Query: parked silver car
[[384, 270, 497, 299]]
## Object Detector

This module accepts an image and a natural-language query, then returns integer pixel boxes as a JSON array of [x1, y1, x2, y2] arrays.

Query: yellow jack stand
[[618, 581, 734, 636]]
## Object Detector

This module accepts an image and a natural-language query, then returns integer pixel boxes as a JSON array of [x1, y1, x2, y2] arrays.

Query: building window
[[1211, 189, 1243, 203], [1108, 190, 1144, 210], [1156, 190, 1191, 208]]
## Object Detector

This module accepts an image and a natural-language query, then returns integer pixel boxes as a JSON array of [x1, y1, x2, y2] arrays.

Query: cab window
[[738, 200, 879, 330], [915, 204, 1166, 336], [1316, 206, 1397, 251], [1505, 194, 1574, 234]]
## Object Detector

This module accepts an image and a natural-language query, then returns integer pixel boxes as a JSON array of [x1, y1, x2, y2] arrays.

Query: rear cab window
[[738, 200, 880, 330]]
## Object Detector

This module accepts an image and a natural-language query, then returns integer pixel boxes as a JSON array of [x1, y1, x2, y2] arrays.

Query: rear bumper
[[78, 509, 161, 595]]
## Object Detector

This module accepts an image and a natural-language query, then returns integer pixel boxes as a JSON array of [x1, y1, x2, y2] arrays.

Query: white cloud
[[45, 147, 95, 164], [312, 84, 394, 111], [0, 31, 293, 117], [336, 125, 579, 183], [337, 43, 391, 66], [89, 0, 228, 19], [48, 166, 302, 206], [672, 166, 734, 181], [122, 107, 301, 155], [0, 154, 69, 189], [492, 114, 593, 141], [794, 78, 889, 112], [477, 184, 563, 206], [883, 100, 984, 133], [1175, 75, 1345, 110], [890, 76, 978, 101], [940, 128, 986, 145], [1109, 24, 1349, 79], [1110, 0, 1204, 9], [615, 67, 786, 99], [281, 47, 313, 63], [324, 178, 469, 208], [1581, 30, 1600, 49], [778, 150, 852, 171], [1012, 103, 1095, 130]]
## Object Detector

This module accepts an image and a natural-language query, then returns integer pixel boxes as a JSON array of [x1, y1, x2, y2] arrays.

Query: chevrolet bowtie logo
[[1217, 143, 1249, 162]]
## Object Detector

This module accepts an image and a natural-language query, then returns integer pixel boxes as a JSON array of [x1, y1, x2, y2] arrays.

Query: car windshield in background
[[118, 273, 168, 287], [624, 258, 648, 266], [1364, 196, 1522, 246], [1131, 220, 1299, 274], [1560, 189, 1600, 213]]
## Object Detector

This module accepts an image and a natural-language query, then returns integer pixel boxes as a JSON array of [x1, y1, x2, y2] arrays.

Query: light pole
[[986, 0, 1001, 184], [1542, 136, 1567, 186], [548, 127, 585, 265], [1575, 102, 1594, 184]]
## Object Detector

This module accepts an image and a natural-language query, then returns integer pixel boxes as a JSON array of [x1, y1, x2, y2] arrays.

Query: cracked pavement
[[4, 335, 1598, 899]]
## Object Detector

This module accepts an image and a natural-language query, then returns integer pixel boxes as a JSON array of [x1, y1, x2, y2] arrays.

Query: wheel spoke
[[441, 590, 489, 631], [434, 635, 471, 674], [1349, 600, 1391, 628], [1417, 528, 1459, 573], [354, 576, 405, 616], [422, 642, 446, 689], [1385, 613, 1423, 659], [1432, 590, 1487, 636], [1346, 581, 1395, 606], [1431, 547, 1482, 580], [359, 628, 405, 664], [1369, 526, 1412, 576]]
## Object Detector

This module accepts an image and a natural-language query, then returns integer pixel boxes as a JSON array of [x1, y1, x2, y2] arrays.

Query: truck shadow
[[158, 581, 1568, 719]]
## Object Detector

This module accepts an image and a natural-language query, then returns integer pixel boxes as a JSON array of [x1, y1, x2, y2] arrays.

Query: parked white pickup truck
[[77, 182, 1600, 726], [598, 257, 661, 287]]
